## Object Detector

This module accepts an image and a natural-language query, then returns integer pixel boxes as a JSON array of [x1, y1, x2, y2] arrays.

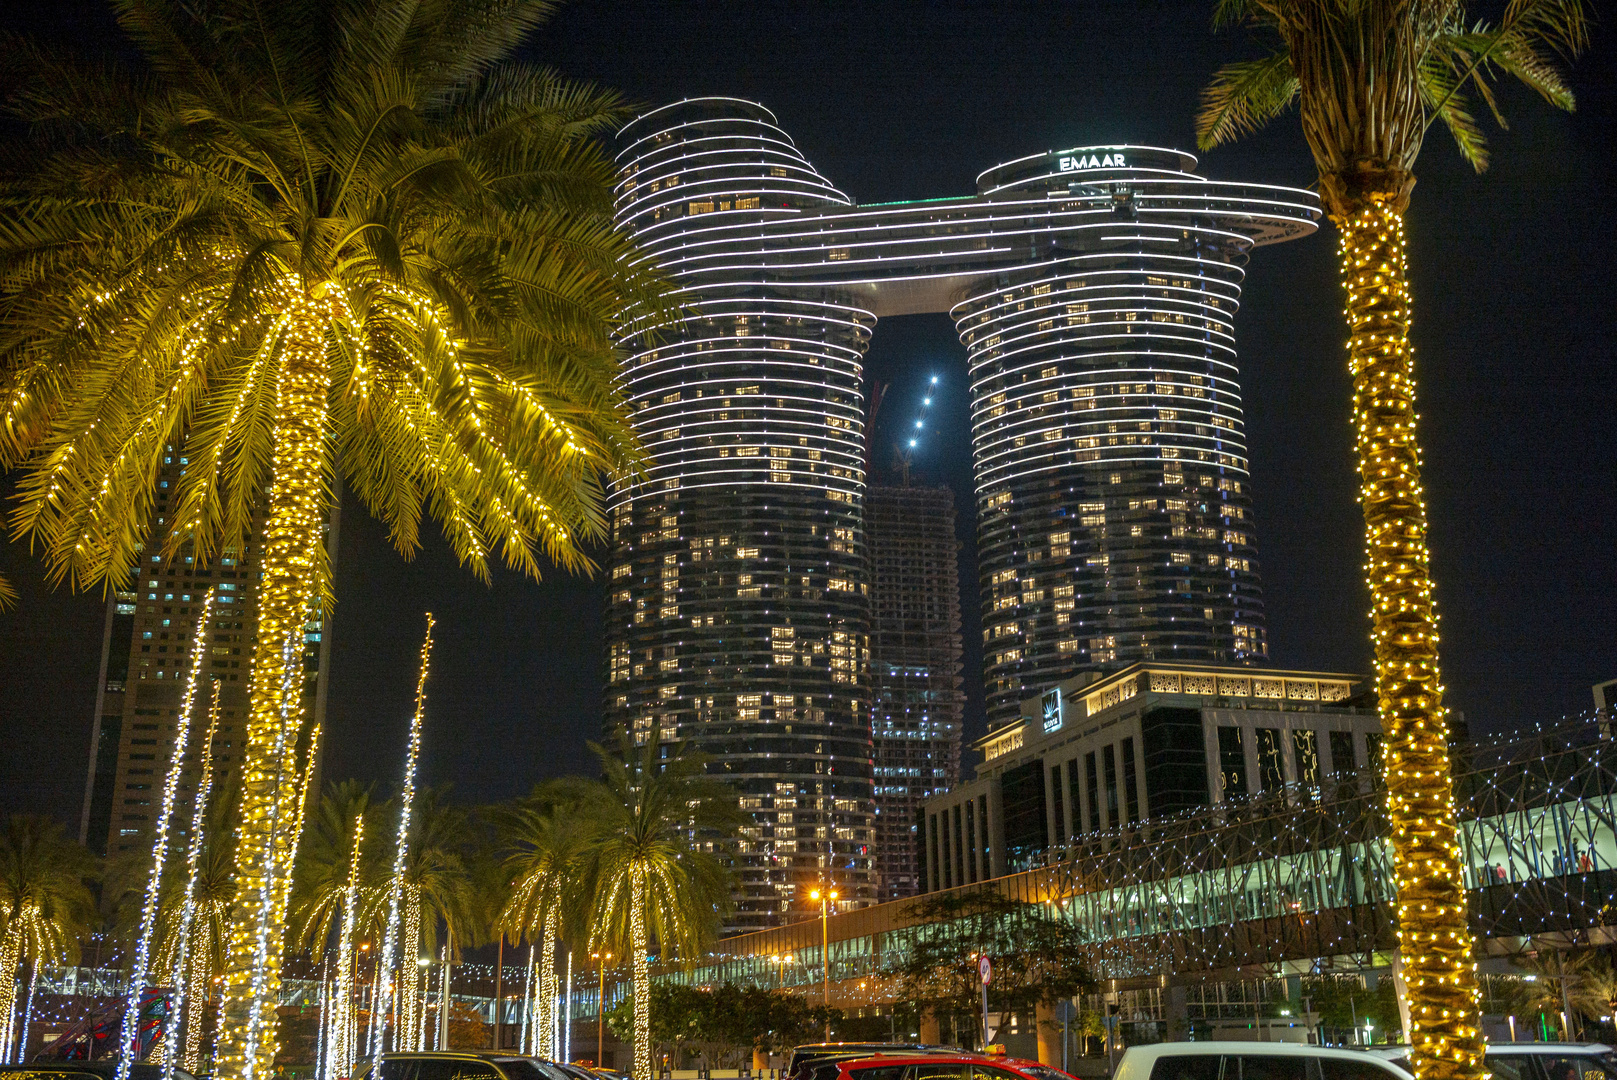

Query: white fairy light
[[242, 619, 304, 1080], [371, 614, 435, 1064], [324, 814, 364, 1080], [162, 680, 224, 1078], [118, 588, 216, 1080]]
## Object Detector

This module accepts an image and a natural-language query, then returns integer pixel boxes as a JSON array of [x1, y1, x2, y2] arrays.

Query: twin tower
[[601, 98, 1320, 930]]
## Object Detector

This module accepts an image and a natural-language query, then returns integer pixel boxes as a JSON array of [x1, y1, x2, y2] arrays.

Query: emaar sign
[[1041, 687, 1064, 734], [1058, 152, 1126, 171]]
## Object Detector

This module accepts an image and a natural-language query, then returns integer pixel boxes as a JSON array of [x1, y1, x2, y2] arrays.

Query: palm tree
[[0, 1, 660, 1069], [585, 740, 741, 1080], [497, 779, 598, 1058], [0, 815, 97, 1056], [292, 781, 389, 957], [1510, 949, 1617, 1040], [1196, 5, 1588, 1077], [386, 787, 479, 1050]]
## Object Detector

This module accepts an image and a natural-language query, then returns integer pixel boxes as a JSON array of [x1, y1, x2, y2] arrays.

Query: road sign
[[978, 955, 993, 986]]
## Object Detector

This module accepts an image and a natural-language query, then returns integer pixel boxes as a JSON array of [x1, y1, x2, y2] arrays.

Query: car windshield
[[1015, 1067, 1074, 1080], [493, 1060, 570, 1080]]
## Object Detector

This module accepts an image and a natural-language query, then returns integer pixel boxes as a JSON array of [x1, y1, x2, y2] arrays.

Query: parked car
[[0, 1066, 199, 1080], [583, 1069, 632, 1080], [818, 1051, 1077, 1080], [787, 1045, 964, 1080], [1114, 1042, 1413, 1080], [547, 1065, 602, 1080], [1360, 1041, 1617, 1080], [354, 1053, 576, 1080]]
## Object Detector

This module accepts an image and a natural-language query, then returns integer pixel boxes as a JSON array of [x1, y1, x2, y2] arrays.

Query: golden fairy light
[[1, 23, 656, 1074], [372, 614, 435, 1058], [118, 588, 216, 1080], [629, 863, 651, 1080], [1340, 197, 1481, 1080], [218, 291, 335, 1080]]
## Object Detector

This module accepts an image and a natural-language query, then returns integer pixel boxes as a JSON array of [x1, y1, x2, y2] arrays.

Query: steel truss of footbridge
[[659, 714, 1617, 1002]]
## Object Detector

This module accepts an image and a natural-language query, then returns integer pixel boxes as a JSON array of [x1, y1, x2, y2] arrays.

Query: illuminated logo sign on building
[[1041, 687, 1064, 734], [1059, 153, 1126, 172]]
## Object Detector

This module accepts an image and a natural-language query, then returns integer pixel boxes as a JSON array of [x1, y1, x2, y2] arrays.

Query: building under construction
[[865, 483, 965, 900]]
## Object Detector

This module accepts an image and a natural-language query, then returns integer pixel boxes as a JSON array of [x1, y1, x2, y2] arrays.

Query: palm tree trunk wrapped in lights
[[537, 909, 560, 1059], [627, 866, 650, 1080], [1196, 3, 1589, 1077], [398, 892, 424, 1049], [1339, 181, 1473, 1073], [0, 913, 26, 1060]]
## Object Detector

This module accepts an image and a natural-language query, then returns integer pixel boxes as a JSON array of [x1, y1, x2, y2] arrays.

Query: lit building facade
[[80, 446, 333, 856], [866, 484, 965, 900], [607, 98, 1318, 930], [921, 662, 1375, 890]]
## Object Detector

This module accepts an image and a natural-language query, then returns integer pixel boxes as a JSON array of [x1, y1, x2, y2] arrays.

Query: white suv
[[1115, 1043, 1414, 1080]]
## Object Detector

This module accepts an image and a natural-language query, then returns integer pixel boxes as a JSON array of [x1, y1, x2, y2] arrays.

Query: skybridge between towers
[[604, 97, 1322, 933]]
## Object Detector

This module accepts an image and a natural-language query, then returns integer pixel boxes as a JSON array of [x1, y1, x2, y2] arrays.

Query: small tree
[[605, 983, 708, 1069], [894, 892, 1094, 1046]]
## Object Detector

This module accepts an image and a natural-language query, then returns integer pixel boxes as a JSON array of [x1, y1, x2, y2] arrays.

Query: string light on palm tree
[[500, 781, 592, 1061], [587, 740, 741, 1080], [119, 588, 216, 1080], [161, 680, 224, 1076], [0, 818, 95, 1064], [323, 816, 365, 1080], [592, 952, 612, 1068], [372, 615, 435, 1061], [0, 5, 665, 1075]]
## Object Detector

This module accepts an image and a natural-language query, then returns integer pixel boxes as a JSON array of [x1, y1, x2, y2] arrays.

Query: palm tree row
[[497, 741, 741, 1080], [0, 739, 737, 1078], [0, 0, 665, 1072]]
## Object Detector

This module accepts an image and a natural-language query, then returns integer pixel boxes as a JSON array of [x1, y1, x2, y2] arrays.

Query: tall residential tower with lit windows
[[606, 98, 1318, 929], [80, 445, 334, 856]]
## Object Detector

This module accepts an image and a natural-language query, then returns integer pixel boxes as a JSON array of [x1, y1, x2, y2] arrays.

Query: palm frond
[[1196, 51, 1299, 151], [1419, 44, 1493, 171]]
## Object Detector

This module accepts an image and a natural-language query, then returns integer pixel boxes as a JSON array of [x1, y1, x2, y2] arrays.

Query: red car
[[828, 1052, 1078, 1080]]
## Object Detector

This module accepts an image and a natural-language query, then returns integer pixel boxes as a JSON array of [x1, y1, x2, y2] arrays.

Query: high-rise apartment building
[[80, 445, 333, 856], [866, 484, 964, 900], [606, 98, 1317, 929]]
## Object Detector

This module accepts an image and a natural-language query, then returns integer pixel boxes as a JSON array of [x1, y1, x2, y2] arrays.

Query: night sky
[[2, 1, 1613, 827]]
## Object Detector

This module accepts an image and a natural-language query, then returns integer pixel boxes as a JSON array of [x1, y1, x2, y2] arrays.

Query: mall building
[[920, 661, 1379, 891]]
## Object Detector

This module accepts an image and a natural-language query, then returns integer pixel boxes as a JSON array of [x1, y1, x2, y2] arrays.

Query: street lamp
[[808, 887, 839, 1040], [592, 951, 613, 1067]]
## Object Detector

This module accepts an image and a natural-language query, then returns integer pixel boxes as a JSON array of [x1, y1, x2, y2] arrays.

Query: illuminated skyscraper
[[80, 445, 333, 856], [866, 483, 964, 900], [606, 98, 1317, 927]]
